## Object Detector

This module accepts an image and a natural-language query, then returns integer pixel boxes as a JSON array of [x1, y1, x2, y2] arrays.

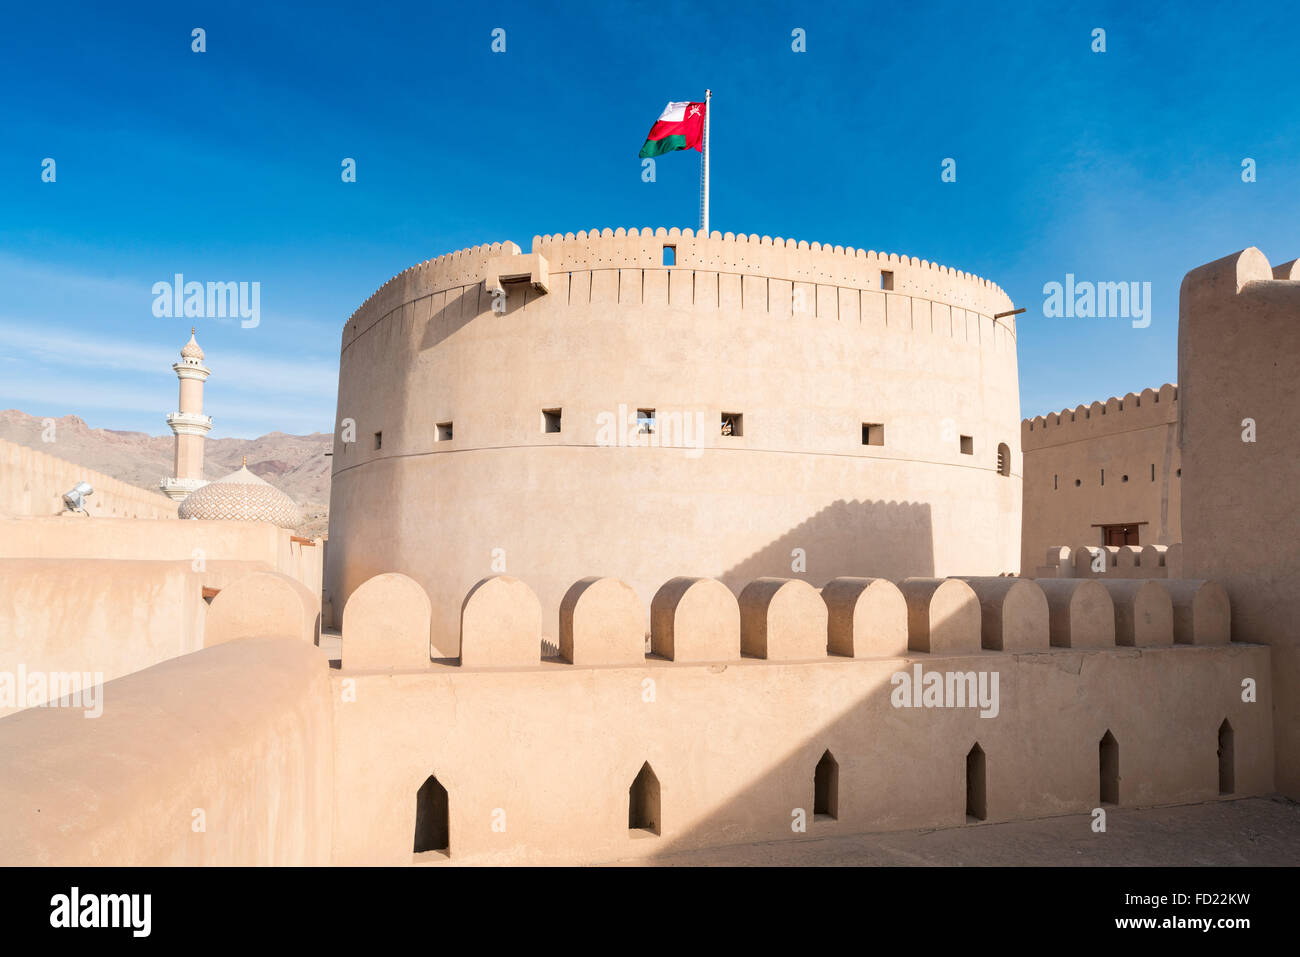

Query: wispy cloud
[[0, 320, 338, 402]]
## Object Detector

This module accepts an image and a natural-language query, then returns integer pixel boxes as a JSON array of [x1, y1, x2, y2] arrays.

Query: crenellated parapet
[[1022, 383, 1178, 450], [342, 241, 517, 348], [340, 227, 1017, 352], [529, 227, 1013, 316], [1035, 543, 1184, 580], [337, 569, 1243, 672], [321, 565, 1267, 863]]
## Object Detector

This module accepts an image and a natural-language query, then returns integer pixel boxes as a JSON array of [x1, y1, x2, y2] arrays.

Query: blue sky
[[1, 0, 1296, 437]]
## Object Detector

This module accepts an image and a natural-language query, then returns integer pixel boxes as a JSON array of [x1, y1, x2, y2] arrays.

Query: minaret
[[160, 328, 213, 501]]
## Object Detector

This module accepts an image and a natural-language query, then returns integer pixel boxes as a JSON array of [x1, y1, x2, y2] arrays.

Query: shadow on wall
[[420, 285, 486, 352], [718, 499, 935, 592], [635, 657, 944, 860]]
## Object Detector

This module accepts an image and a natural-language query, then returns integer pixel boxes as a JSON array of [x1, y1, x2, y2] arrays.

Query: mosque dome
[[180, 328, 204, 360], [178, 458, 301, 528]]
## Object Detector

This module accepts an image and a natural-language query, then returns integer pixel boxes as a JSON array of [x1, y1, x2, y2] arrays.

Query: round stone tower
[[326, 227, 1023, 653], [160, 328, 213, 502]]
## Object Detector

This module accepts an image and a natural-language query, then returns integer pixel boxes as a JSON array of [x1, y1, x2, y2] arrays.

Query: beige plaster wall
[[0, 637, 333, 865], [0, 517, 323, 606], [0, 438, 175, 520], [1021, 386, 1181, 575], [0, 559, 207, 717], [331, 637, 1270, 865], [1178, 248, 1300, 797], [0, 519, 324, 716], [329, 570, 1270, 865], [326, 228, 1023, 655]]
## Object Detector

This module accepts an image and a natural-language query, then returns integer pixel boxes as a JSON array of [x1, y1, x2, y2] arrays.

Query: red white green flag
[[638, 100, 707, 158]]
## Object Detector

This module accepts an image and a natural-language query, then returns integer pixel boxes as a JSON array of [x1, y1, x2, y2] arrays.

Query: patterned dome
[[180, 328, 204, 360], [178, 460, 301, 528]]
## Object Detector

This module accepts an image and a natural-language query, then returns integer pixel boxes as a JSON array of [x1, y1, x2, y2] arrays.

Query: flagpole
[[701, 89, 711, 235]]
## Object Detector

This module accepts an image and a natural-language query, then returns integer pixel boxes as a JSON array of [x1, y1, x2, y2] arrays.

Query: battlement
[[1021, 383, 1178, 449], [530, 227, 1011, 308], [342, 227, 1016, 349], [335, 568, 1238, 672], [320, 567, 1266, 864]]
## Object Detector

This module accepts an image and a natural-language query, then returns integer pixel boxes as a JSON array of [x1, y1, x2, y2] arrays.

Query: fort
[[0, 238, 1294, 866], [1020, 382, 1181, 574], [325, 227, 1023, 653]]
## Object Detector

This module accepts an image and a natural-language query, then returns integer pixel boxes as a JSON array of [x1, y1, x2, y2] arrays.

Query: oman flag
[[638, 100, 707, 158]]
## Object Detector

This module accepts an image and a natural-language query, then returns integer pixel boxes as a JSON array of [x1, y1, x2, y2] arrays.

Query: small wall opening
[[413, 774, 449, 855], [1054, 474, 1059, 490], [636, 408, 656, 435], [965, 743, 986, 821], [997, 442, 1010, 476], [960, 435, 974, 455], [542, 408, 562, 433], [1218, 719, 1235, 795], [862, 422, 884, 446], [880, 269, 894, 291], [662, 245, 676, 266], [813, 750, 839, 820], [436, 421, 453, 442], [373, 431, 382, 450], [721, 412, 743, 437], [629, 762, 661, 836], [1099, 730, 1119, 805], [1101, 523, 1141, 547], [1151, 463, 1156, 481]]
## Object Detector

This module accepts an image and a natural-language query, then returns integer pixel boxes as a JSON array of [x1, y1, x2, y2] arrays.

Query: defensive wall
[[0, 637, 332, 865], [1179, 248, 1300, 797], [1031, 543, 1183, 580], [0, 437, 176, 520], [326, 228, 1024, 654], [1021, 386, 1181, 573], [0, 566, 1267, 865], [0, 517, 324, 714], [0, 516, 323, 599], [325, 569, 1266, 865]]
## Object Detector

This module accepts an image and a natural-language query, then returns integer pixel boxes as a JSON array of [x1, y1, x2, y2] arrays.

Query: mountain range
[[0, 409, 332, 537]]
